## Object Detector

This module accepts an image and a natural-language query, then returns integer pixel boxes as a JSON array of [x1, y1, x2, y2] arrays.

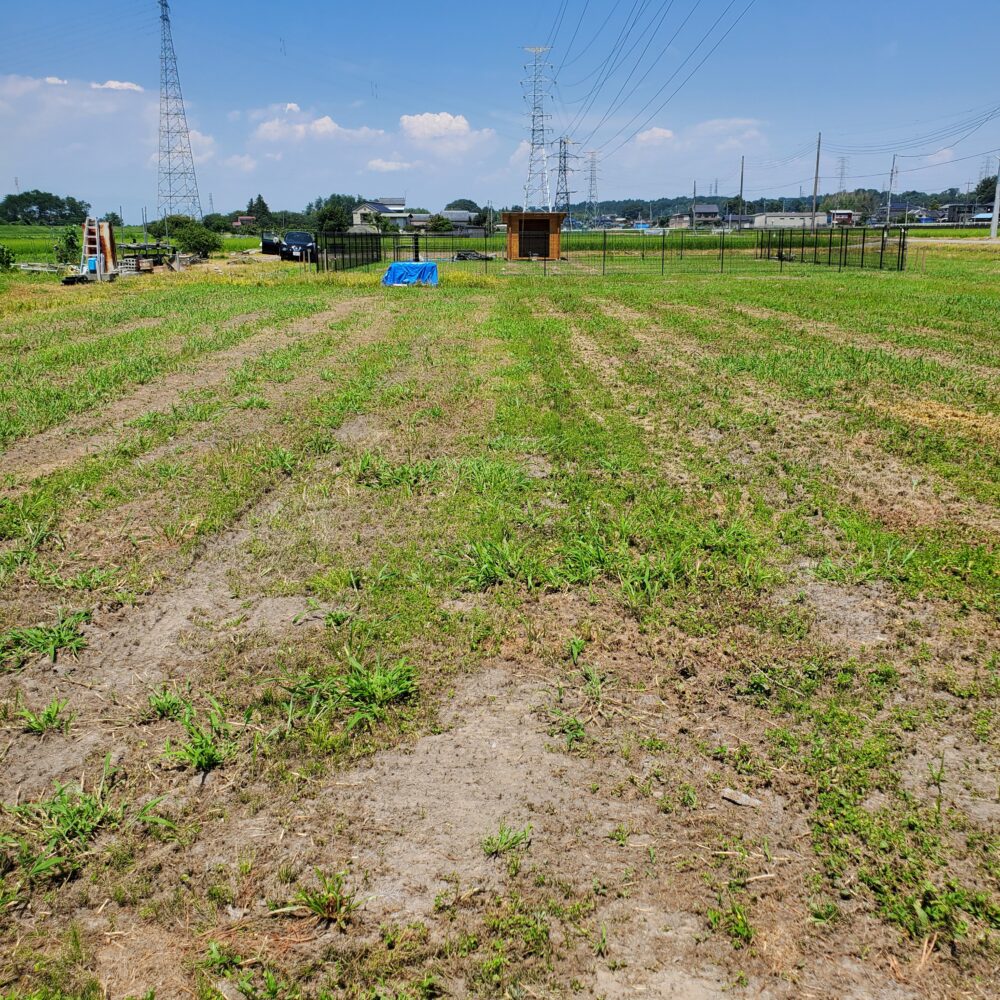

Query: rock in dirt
[[721, 787, 762, 808]]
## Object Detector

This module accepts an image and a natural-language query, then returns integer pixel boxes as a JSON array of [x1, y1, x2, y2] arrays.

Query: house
[[351, 201, 411, 229], [669, 204, 721, 228], [233, 215, 256, 228], [939, 203, 975, 225], [723, 213, 756, 229], [829, 209, 855, 226], [753, 211, 829, 229], [873, 201, 912, 224], [906, 207, 941, 223]]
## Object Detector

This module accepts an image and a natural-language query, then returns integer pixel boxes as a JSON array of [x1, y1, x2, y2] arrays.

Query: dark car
[[280, 230, 317, 262], [261, 231, 281, 255]]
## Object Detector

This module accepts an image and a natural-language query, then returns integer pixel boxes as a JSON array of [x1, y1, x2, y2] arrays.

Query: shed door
[[519, 218, 550, 258]]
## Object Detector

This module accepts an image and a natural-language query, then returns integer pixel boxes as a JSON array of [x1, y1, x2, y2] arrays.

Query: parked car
[[280, 231, 317, 262], [261, 231, 281, 255]]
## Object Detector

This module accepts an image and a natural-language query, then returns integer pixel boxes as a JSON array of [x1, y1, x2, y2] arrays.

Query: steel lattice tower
[[522, 47, 552, 212], [157, 0, 201, 220], [586, 151, 599, 227], [554, 136, 576, 219]]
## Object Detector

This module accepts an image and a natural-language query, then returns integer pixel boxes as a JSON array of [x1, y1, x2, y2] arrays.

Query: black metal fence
[[316, 231, 382, 272], [311, 227, 907, 277], [755, 226, 907, 271]]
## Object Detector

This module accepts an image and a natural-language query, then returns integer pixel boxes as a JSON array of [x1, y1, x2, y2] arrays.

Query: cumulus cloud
[[367, 158, 415, 172], [223, 153, 257, 172], [399, 111, 495, 153], [44, 76, 67, 86], [189, 129, 216, 164], [283, 102, 300, 113], [636, 126, 675, 145], [90, 80, 144, 92], [254, 113, 382, 142]]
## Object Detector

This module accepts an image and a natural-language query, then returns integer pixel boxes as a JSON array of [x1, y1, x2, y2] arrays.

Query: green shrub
[[173, 222, 223, 258], [0, 243, 14, 271]]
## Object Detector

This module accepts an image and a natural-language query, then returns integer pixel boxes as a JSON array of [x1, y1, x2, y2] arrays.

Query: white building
[[753, 212, 829, 229]]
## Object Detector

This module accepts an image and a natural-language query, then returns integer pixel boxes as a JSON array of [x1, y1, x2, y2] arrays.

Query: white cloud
[[399, 111, 495, 153], [44, 76, 67, 86], [223, 154, 257, 172], [636, 126, 675, 145], [508, 140, 530, 166], [189, 129, 216, 164], [254, 114, 382, 143], [91, 80, 144, 92], [283, 102, 300, 113], [926, 147, 954, 166], [367, 157, 415, 172]]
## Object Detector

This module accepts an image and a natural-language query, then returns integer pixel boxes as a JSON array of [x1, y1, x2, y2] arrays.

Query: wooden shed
[[501, 211, 567, 261]]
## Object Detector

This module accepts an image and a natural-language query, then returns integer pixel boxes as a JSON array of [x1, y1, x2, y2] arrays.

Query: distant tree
[[315, 202, 350, 231], [444, 198, 480, 213], [101, 211, 123, 227], [0, 190, 90, 225], [428, 214, 454, 232], [974, 175, 997, 205], [200, 212, 230, 233], [251, 194, 272, 223]]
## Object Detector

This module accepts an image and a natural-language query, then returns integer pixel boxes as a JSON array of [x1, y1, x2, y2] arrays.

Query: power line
[[599, 0, 757, 159], [557, 0, 625, 73], [553, 0, 592, 78], [577, 0, 691, 149]]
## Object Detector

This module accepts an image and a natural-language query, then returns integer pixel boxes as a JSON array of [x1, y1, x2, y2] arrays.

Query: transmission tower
[[522, 47, 552, 212], [157, 0, 202, 220], [837, 156, 849, 198], [554, 136, 576, 220], [586, 151, 599, 227]]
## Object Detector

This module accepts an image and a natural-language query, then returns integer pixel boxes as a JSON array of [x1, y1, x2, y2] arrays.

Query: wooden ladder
[[81, 217, 101, 277]]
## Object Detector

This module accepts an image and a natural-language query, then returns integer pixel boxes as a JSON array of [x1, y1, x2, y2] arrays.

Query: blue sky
[[2, 0, 997, 219]]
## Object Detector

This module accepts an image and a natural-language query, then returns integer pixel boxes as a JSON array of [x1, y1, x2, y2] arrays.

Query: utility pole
[[208, 192, 215, 215], [13, 176, 19, 194], [885, 153, 898, 227], [738, 155, 745, 230], [837, 156, 849, 203], [157, 0, 202, 219], [811, 131, 822, 233], [990, 168, 1000, 240], [522, 47, 552, 212]]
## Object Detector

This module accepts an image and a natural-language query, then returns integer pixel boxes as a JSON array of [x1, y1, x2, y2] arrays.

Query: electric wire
[[578, 0, 703, 149], [599, 0, 756, 158]]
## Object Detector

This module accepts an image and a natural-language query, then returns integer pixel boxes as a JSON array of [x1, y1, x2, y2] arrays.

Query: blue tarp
[[382, 261, 439, 286]]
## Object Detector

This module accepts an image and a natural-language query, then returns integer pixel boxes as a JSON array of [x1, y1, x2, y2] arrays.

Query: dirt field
[[1, 247, 997, 999]]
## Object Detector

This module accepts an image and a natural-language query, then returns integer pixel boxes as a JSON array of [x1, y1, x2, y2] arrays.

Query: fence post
[[860, 228, 866, 268], [878, 227, 887, 270], [778, 229, 784, 273], [680, 228, 685, 260], [800, 226, 805, 263], [827, 226, 833, 265], [720, 228, 725, 273], [838, 227, 845, 271], [661, 227, 665, 275], [602, 229, 607, 275]]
